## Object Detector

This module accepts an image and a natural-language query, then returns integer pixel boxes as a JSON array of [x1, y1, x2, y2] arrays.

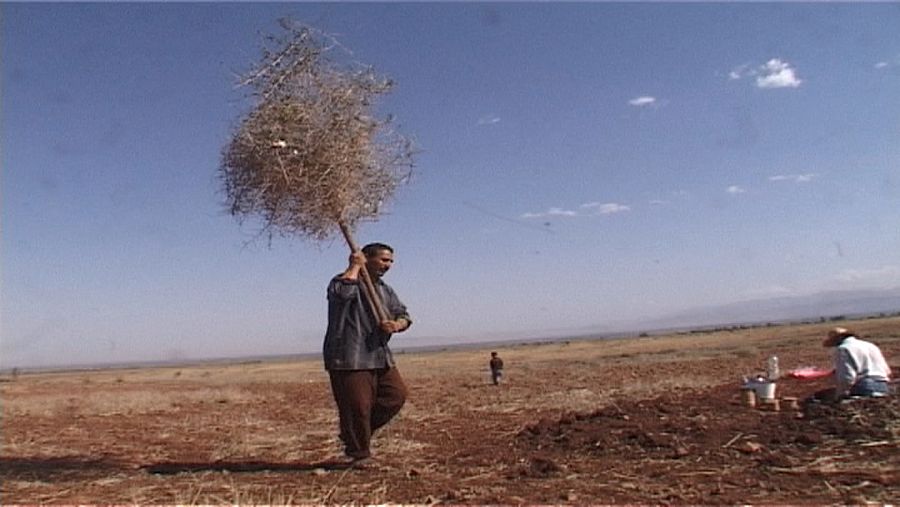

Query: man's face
[[366, 249, 394, 278]]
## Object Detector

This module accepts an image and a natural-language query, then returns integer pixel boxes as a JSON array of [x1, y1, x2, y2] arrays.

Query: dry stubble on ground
[[1, 317, 899, 504]]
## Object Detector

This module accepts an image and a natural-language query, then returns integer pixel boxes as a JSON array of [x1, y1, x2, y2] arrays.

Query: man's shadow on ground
[[0, 456, 121, 480], [143, 459, 359, 474], [0, 456, 361, 478]]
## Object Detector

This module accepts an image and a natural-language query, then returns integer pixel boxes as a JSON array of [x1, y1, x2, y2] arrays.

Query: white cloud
[[582, 202, 631, 215], [649, 199, 667, 206], [729, 63, 751, 80], [547, 207, 577, 216], [769, 173, 816, 183], [741, 285, 797, 299], [522, 202, 631, 218], [834, 266, 900, 285], [874, 61, 889, 69], [726, 185, 745, 194], [521, 207, 577, 219], [756, 58, 802, 88], [729, 58, 803, 88], [477, 115, 501, 125], [628, 96, 656, 107]]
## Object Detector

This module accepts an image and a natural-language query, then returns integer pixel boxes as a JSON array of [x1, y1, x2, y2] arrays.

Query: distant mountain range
[[11, 287, 897, 373], [622, 287, 900, 333], [147, 286, 899, 367], [411, 287, 900, 349]]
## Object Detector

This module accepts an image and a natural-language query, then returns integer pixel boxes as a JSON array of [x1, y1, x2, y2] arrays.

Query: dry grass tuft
[[220, 19, 414, 242]]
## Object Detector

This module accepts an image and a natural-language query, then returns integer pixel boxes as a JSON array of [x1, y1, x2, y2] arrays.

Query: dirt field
[[2, 317, 899, 504]]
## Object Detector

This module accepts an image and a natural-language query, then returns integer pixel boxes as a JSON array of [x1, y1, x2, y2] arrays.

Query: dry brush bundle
[[221, 20, 415, 320]]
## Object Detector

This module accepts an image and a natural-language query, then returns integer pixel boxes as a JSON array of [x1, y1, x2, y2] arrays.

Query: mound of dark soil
[[514, 382, 899, 503]]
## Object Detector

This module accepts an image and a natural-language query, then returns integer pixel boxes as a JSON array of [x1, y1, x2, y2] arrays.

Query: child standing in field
[[489, 351, 504, 385]]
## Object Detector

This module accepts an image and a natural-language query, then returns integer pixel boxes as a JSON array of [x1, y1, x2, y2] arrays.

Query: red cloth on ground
[[787, 367, 833, 380]]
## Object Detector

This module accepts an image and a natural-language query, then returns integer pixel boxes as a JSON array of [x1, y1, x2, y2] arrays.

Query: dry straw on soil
[[220, 19, 414, 243]]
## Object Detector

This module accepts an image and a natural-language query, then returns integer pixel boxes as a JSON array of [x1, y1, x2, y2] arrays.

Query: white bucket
[[746, 380, 776, 400]]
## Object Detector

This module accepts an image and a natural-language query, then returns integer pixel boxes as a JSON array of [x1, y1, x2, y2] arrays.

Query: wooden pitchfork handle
[[338, 221, 390, 324]]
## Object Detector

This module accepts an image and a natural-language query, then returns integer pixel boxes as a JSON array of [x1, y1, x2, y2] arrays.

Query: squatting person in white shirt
[[823, 327, 892, 400]]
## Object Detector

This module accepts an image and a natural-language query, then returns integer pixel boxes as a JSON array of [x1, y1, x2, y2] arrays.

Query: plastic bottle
[[766, 355, 780, 380]]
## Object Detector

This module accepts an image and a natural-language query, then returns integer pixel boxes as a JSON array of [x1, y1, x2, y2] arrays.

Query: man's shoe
[[324, 455, 372, 470], [349, 456, 372, 468]]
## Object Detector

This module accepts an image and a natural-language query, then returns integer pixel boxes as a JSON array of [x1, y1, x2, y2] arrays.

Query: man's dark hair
[[362, 242, 394, 257]]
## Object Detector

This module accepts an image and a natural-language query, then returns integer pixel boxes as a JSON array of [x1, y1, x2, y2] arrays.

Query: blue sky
[[3, 3, 899, 368]]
